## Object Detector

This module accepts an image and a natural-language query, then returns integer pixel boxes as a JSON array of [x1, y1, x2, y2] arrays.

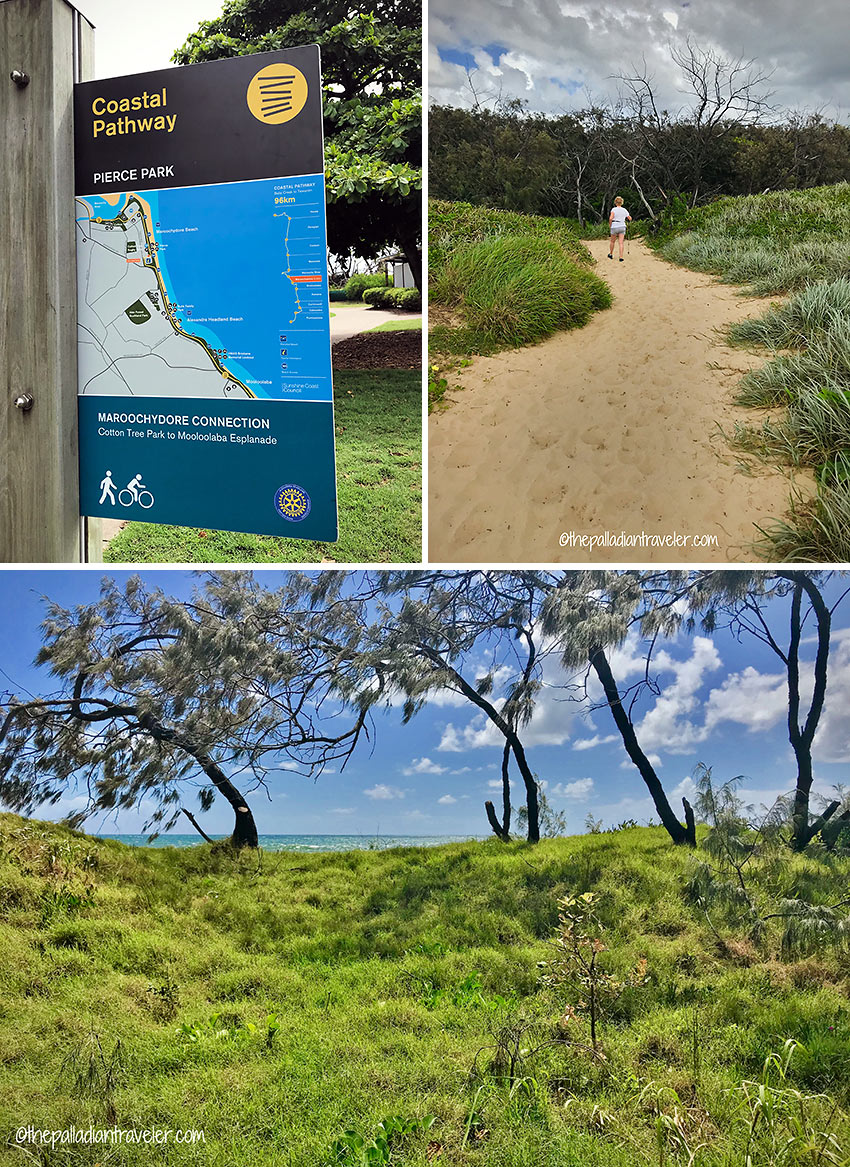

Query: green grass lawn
[[104, 370, 421, 564], [2, 814, 848, 1166], [366, 318, 423, 332]]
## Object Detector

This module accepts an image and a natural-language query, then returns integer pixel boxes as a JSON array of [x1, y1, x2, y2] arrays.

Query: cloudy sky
[[1, 571, 849, 841], [430, 0, 850, 118], [75, 0, 223, 79]]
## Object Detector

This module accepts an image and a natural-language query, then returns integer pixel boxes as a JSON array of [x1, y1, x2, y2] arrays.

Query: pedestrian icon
[[98, 470, 116, 505]]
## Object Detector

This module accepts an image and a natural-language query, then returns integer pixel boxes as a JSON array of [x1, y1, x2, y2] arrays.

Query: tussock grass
[[724, 278, 850, 560], [430, 200, 611, 358], [1, 812, 849, 1165], [659, 183, 850, 295], [661, 186, 850, 559]]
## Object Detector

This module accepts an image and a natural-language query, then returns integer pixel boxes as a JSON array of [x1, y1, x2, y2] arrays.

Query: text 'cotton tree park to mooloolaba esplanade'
[[74, 46, 338, 540]]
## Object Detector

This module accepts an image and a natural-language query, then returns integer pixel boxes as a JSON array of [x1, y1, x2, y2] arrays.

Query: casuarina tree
[[0, 573, 379, 847]]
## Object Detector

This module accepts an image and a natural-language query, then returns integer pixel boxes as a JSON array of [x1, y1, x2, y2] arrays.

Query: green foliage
[[173, 0, 421, 277], [344, 272, 392, 301], [430, 100, 850, 225], [736, 1039, 846, 1166], [540, 892, 649, 1049], [104, 370, 421, 563], [658, 183, 850, 293], [430, 201, 611, 357], [684, 766, 850, 959], [2, 812, 850, 1164], [518, 790, 568, 839], [329, 1114, 435, 1165], [659, 185, 850, 561], [362, 285, 421, 310]]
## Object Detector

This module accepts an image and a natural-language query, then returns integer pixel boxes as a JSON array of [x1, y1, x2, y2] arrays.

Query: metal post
[[0, 0, 95, 562]]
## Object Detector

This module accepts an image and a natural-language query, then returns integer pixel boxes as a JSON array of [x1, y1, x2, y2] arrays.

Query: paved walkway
[[330, 301, 421, 343]]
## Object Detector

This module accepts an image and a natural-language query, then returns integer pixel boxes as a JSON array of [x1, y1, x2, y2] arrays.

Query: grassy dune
[[657, 184, 850, 560], [429, 200, 611, 361], [658, 184, 850, 296], [2, 813, 849, 1165]]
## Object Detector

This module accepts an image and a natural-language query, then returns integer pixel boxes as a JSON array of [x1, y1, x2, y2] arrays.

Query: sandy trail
[[429, 238, 808, 563]]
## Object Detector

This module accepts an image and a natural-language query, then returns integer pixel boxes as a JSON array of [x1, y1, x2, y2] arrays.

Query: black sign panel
[[74, 45, 323, 195]]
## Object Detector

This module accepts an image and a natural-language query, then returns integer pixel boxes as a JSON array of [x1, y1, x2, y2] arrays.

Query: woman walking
[[608, 197, 632, 261]]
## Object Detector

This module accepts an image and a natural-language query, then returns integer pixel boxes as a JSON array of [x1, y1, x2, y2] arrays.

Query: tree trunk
[[417, 646, 539, 843], [138, 713, 259, 848], [395, 220, 422, 291], [484, 741, 512, 841], [589, 646, 692, 846], [181, 808, 215, 844], [781, 574, 831, 852]]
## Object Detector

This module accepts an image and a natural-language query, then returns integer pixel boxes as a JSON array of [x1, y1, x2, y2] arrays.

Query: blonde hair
[[614, 197, 624, 206]]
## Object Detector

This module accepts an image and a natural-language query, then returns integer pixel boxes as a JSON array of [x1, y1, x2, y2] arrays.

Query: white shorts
[[610, 225, 626, 235]]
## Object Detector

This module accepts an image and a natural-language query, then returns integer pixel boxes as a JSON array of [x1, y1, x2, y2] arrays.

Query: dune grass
[[656, 185, 850, 560], [429, 200, 611, 359], [104, 370, 422, 564], [721, 277, 850, 560], [658, 183, 850, 295], [1, 812, 849, 1166]]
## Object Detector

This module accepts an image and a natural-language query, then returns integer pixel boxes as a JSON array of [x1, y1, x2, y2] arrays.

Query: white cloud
[[330, 807, 356, 815], [632, 637, 723, 754], [814, 631, 850, 764], [671, 777, 697, 801], [703, 667, 788, 734], [572, 734, 619, 751], [402, 757, 448, 776], [438, 794, 457, 805], [551, 778, 594, 799], [430, 0, 850, 121], [620, 753, 662, 769], [363, 784, 405, 800]]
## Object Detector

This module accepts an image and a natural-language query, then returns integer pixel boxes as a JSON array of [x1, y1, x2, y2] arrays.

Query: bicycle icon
[[118, 473, 154, 509]]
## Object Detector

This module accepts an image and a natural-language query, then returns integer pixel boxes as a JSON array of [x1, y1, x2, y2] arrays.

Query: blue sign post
[[74, 46, 337, 540]]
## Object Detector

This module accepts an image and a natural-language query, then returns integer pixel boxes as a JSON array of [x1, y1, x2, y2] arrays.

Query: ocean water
[[100, 834, 481, 852]]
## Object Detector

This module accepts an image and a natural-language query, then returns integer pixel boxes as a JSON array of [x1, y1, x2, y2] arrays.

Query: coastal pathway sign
[[74, 45, 337, 540]]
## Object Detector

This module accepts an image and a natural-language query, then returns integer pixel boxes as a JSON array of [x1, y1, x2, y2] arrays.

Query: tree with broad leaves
[[0, 573, 381, 848], [173, 0, 422, 287]]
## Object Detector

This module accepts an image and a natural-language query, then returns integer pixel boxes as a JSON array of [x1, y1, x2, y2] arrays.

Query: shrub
[[362, 286, 421, 311], [343, 272, 391, 301], [329, 288, 348, 302], [438, 234, 610, 349]]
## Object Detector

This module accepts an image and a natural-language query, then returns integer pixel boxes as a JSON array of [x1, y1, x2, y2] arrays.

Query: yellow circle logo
[[247, 64, 309, 125]]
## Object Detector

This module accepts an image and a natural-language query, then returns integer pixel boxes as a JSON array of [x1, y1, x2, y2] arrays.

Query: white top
[[610, 206, 630, 226]]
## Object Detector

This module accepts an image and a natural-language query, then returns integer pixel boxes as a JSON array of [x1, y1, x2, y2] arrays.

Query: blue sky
[[1, 570, 849, 839]]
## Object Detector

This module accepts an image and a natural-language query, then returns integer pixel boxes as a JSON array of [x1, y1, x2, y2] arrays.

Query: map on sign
[[75, 174, 331, 402]]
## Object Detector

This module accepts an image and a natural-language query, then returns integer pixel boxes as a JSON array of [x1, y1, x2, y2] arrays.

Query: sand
[[428, 238, 810, 563]]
